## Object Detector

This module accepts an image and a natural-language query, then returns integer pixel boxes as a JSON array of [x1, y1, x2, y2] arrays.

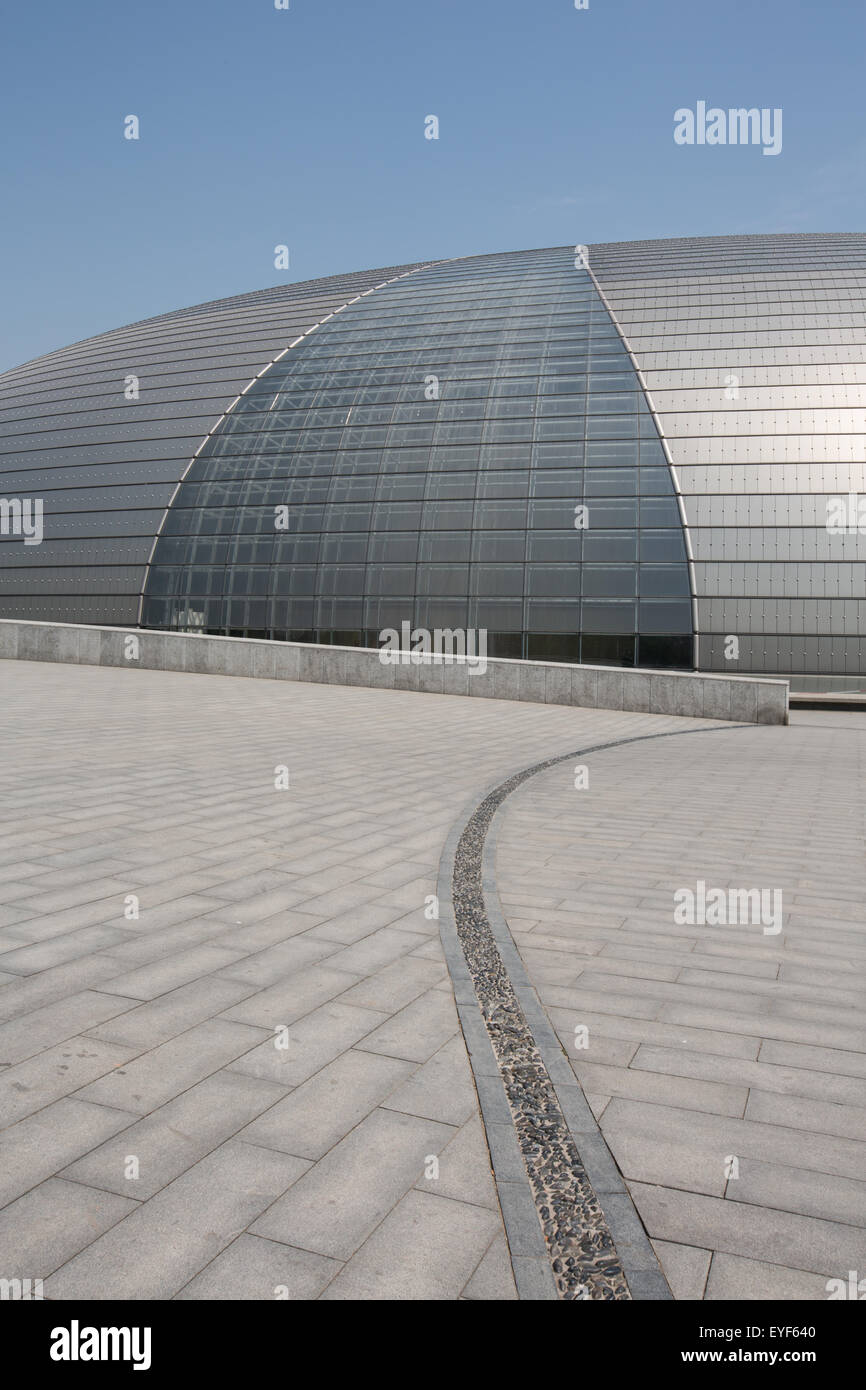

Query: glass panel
[[581, 634, 636, 666], [144, 248, 692, 668]]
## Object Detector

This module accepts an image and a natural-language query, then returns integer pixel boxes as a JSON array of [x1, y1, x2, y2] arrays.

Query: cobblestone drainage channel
[[437, 723, 749, 1301]]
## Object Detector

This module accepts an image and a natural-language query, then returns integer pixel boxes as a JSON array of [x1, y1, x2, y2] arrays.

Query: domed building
[[1, 233, 864, 688]]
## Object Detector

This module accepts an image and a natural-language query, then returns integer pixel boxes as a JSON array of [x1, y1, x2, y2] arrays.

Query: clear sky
[[1, 0, 863, 372]]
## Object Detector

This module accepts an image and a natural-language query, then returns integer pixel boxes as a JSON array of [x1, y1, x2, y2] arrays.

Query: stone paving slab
[[0, 660, 711, 1298], [496, 710, 866, 1298], [318, 1189, 503, 1300], [59, 1070, 291, 1199], [0, 1177, 139, 1281], [44, 1141, 311, 1301], [0, 658, 855, 1300], [174, 1234, 341, 1301]]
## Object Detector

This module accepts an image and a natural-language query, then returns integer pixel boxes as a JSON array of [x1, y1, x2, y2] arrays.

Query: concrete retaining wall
[[0, 620, 789, 725]]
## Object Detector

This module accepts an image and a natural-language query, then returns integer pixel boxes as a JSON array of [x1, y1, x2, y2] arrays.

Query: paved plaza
[[496, 709, 866, 1299], [0, 659, 863, 1299]]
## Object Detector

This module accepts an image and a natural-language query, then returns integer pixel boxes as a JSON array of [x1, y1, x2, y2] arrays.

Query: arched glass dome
[[142, 248, 693, 667]]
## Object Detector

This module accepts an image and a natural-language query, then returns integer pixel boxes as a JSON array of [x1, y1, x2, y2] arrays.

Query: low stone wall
[[0, 620, 789, 724]]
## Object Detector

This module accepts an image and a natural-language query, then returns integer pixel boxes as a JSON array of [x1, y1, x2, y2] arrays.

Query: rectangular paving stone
[[704, 1251, 841, 1300], [93, 918, 239, 966], [461, 1231, 518, 1300], [227, 999, 389, 1087], [409, 938, 444, 961], [632, 1044, 866, 1107], [250, 1107, 455, 1260], [208, 908, 332, 953], [674, 945, 780, 979], [207, 885, 319, 926], [305, 902, 413, 946], [214, 935, 339, 987], [324, 927, 427, 977], [218, 963, 360, 1029], [0, 863, 48, 887], [546, 1005, 760, 1059], [602, 1097, 866, 1184], [0, 1097, 138, 1208], [528, 941, 678, 982], [650, 1240, 711, 1300], [23, 846, 126, 871], [83, 976, 256, 1049], [344, 878, 433, 914], [577, 969, 775, 1015], [98, 943, 249, 1001], [413, 1113, 499, 1211], [270, 844, 347, 874], [496, 1178, 548, 1259], [0, 924, 134, 976], [745, 1089, 866, 1142], [10, 876, 132, 915], [174, 1233, 341, 1300], [0, 1177, 139, 1280], [60, 1069, 290, 1199], [203, 870, 304, 902], [320, 1189, 501, 1300], [358, 986, 458, 1063], [74, 1019, 269, 1113], [0, 1035, 136, 1128], [758, 1038, 866, 1080], [556, 1031, 639, 1068], [657, 1002, 866, 1052], [0, 990, 139, 1065], [541, 984, 661, 1022], [594, 1126, 728, 1197], [629, 1182, 866, 1279], [279, 883, 386, 919], [338, 956, 446, 1013], [101, 872, 230, 910], [359, 860, 438, 891], [280, 865, 371, 896], [782, 960, 866, 991], [240, 1049, 414, 1160], [122, 853, 271, 888], [383, 1034, 478, 1127], [677, 965, 862, 1011], [12, 894, 228, 942], [44, 1140, 310, 1300], [202, 836, 306, 864], [728, 1155, 866, 1227]]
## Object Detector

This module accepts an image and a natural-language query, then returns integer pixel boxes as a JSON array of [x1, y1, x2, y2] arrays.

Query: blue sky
[[1, 0, 863, 371]]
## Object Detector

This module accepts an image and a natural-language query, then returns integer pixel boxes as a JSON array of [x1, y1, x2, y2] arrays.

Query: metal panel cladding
[[590, 233, 866, 684], [3, 233, 864, 685], [0, 261, 424, 625]]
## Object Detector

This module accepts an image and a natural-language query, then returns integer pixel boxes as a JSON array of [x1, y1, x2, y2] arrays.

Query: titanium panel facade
[[590, 233, 866, 683], [0, 261, 425, 623], [1, 234, 864, 685]]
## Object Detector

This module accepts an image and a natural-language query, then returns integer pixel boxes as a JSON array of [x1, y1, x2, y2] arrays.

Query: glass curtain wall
[[143, 248, 693, 667]]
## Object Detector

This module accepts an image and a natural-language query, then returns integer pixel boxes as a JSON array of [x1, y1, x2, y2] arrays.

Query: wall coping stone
[[0, 619, 789, 724]]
